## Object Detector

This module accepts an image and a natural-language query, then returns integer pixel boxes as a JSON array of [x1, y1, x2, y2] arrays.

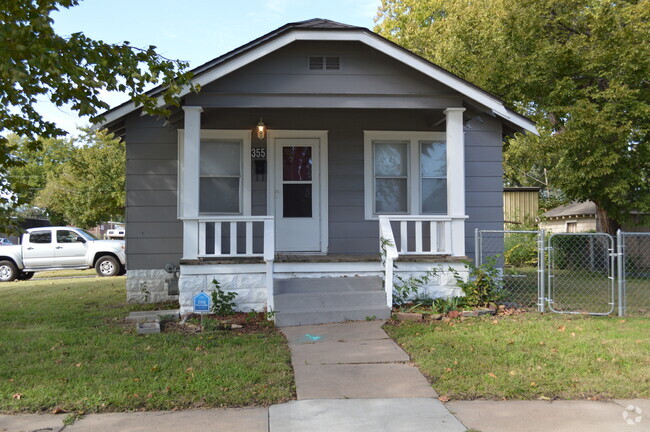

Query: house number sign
[[251, 148, 266, 159]]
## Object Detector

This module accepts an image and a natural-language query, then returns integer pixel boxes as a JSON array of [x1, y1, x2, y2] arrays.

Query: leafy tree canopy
[[1, 0, 196, 226], [35, 129, 125, 228], [376, 0, 649, 232]]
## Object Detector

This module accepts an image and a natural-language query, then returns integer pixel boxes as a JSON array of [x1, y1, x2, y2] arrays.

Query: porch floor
[[180, 254, 465, 265]]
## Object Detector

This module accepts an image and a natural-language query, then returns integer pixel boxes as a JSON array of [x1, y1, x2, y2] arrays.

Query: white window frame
[[363, 131, 446, 220], [178, 129, 252, 217]]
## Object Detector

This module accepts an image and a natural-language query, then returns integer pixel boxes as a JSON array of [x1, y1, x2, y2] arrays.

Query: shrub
[[449, 259, 503, 308], [210, 279, 238, 316]]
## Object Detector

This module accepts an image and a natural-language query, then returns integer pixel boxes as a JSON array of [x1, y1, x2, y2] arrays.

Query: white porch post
[[444, 107, 466, 257], [181, 106, 203, 259]]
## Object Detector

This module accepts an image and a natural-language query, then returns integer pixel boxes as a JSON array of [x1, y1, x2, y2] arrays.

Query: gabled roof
[[100, 18, 537, 134], [544, 201, 597, 218]]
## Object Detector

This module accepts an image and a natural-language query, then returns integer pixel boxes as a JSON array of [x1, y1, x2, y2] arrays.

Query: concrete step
[[274, 276, 383, 294], [274, 305, 391, 327], [274, 290, 387, 310]]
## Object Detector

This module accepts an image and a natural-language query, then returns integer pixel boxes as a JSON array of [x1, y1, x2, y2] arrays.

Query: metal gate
[[547, 233, 615, 315]]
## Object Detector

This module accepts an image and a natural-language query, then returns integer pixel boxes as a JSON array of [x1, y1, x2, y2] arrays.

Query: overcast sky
[[43, 0, 381, 135]]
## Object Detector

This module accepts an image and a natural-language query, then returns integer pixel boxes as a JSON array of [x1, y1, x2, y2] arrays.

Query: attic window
[[308, 56, 340, 71]]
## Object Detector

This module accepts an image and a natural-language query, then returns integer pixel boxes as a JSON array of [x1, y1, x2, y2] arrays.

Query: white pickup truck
[[0, 227, 126, 282]]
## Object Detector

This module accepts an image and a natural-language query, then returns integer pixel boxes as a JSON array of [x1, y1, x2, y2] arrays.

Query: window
[[178, 130, 252, 217], [57, 230, 82, 243], [364, 131, 447, 219], [29, 231, 51, 244], [199, 139, 242, 214]]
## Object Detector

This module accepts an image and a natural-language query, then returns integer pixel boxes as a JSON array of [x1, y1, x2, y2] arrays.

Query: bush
[[450, 259, 503, 308], [210, 279, 238, 316]]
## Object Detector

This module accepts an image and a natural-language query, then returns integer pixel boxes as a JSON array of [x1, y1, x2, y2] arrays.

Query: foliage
[[0, 0, 198, 227], [450, 259, 503, 308], [210, 279, 238, 316], [376, 0, 650, 232], [393, 267, 442, 306], [431, 296, 467, 314], [33, 129, 125, 228], [504, 230, 539, 267], [4, 134, 76, 225]]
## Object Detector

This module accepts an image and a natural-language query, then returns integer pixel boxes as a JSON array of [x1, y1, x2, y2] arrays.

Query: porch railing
[[378, 215, 466, 307], [186, 216, 275, 311]]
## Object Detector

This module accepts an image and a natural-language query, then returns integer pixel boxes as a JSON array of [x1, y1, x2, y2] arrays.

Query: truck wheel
[[95, 256, 119, 277], [17, 271, 35, 281], [0, 260, 18, 282]]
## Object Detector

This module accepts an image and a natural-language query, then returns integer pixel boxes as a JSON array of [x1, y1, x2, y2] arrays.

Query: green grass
[[385, 314, 650, 400], [0, 277, 295, 413], [33, 269, 97, 278]]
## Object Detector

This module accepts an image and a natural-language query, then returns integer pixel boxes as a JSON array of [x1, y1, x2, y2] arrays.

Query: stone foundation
[[178, 272, 267, 314], [126, 269, 179, 304]]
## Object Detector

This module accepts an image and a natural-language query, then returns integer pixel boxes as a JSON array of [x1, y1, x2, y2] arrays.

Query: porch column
[[444, 107, 466, 256], [182, 106, 203, 260]]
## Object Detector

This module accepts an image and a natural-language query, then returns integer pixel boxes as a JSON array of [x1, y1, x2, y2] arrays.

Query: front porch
[[177, 215, 468, 324]]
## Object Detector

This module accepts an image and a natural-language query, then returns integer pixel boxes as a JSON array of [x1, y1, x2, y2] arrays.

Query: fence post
[[617, 229, 624, 317], [539, 229, 546, 313], [475, 228, 481, 265]]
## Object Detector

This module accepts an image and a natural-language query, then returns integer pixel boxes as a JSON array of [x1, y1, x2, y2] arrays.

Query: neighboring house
[[503, 187, 540, 227], [541, 201, 598, 233], [99, 19, 537, 325]]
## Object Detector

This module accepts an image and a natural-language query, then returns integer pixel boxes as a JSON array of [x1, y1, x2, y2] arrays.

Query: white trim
[[267, 130, 329, 254], [100, 29, 537, 135], [178, 129, 252, 217], [364, 131, 446, 220]]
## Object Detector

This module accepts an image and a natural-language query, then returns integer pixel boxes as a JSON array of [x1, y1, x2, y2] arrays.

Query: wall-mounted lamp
[[257, 118, 266, 140]]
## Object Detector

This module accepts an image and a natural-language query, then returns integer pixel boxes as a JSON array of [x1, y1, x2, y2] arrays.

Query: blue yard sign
[[193, 291, 210, 313]]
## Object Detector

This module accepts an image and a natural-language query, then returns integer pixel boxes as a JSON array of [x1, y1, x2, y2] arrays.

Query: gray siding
[[125, 114, 181, 270], [185, 41, 462, 109], [124, 40, 506, 269]]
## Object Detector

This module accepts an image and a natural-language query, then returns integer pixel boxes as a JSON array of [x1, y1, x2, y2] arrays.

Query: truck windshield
[[78, 229, 99, 241]]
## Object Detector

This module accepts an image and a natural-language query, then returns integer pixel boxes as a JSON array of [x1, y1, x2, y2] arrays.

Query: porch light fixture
[[257, 118, 266, 140]]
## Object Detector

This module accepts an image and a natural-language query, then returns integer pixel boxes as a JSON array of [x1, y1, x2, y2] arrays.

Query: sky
[[43, 0, 382, 135]]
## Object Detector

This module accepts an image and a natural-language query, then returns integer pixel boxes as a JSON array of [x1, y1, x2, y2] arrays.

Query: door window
[[57, 230, 83, 243], [282, 146, 313, 218], [29, 231, 51, 244]]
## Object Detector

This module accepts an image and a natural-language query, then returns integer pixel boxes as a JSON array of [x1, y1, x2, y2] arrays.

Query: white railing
[[378, 215, 467, 308], [195, 216, 274, 260], [186, 216, 275, 311]]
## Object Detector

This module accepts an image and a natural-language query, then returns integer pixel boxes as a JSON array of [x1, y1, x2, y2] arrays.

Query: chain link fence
[[548, 233, 614, 315], [476, 230, 543, 310], [619, 232, 650, 316], [476, 229, 649, 316]]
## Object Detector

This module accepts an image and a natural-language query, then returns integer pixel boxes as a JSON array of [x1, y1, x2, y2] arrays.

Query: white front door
[[273, 137, 322, 252]]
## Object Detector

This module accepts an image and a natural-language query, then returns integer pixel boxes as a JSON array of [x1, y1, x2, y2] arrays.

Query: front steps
[[273, 276, 391, 327]]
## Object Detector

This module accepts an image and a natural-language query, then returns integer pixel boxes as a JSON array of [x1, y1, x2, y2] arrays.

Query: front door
[[274, 137, 321, 252], [54, 229, 88, 267]]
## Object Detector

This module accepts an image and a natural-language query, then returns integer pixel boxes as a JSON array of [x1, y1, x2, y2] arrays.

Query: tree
[[4, 134, 75, 224], [1, 0, 196, 226], [376, 0, 649, 233], [35, 129, 125, 228]]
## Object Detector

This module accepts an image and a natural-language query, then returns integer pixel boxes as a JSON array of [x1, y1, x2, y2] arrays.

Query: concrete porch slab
[[64, 408, 268, 432], [289, 338, 409, 365], [292, 363, 436, 399], [269, 398, 466, 432], [281, 320, 390, 343]]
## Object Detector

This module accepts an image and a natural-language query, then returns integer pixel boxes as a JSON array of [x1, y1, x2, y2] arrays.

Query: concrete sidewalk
[[1, 320, 648, 431]]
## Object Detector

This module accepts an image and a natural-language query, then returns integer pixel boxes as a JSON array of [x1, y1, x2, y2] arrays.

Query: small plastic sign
[[193, 291, 210, 313]]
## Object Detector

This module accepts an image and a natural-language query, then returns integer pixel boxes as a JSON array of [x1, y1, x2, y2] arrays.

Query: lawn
[[385, 313, 650, 400], [0, 277, 295, 413]]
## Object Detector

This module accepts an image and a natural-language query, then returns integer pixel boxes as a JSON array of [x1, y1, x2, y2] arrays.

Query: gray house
[[101, 19, 537, 326]]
